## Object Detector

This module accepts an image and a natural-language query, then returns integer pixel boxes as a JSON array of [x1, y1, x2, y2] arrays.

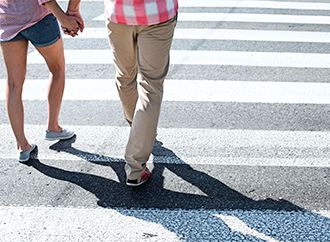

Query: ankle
[[18, 143, 31, 152], [47, 126, 62, 133]]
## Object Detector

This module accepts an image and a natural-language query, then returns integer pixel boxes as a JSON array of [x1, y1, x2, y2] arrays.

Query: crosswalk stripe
[[215, 214, 281, 242], [2, 79, 330, 104], [0, 206, 180, 241], [58, 0, 330, 10], [64, 28, 330, 43], [178, 0, 330, 10], [1, 206, 328, 241], [174, 29, 330, 43], [93, 13, 330, 25], [1, 124, 330, 167], [178, 13, 330, 24], [27, 49, 330, 68]]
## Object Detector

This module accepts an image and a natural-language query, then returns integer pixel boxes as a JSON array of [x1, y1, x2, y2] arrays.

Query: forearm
[[43, 0, 67, 24], [68, 0, 81, 12], [66, 0, 84, 33], [44, 0, 79, 34]]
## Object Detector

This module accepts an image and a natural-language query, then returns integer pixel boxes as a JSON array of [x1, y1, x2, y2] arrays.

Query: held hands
[[61, 10, 84, 37], [43, 0, 83, 37]]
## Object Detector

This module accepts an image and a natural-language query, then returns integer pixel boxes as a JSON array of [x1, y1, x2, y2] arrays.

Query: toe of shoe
[[63, 128, 74, 138]]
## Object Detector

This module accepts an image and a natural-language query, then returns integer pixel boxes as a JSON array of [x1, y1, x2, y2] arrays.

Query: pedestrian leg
[[1, 40, 31, 152], [125, 16, 177, 180], [107, 20, 138, 125], [35, 38, 65, 133]]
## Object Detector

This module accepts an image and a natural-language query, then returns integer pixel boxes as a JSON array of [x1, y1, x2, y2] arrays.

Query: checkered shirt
[[105, 0, 179, 26]]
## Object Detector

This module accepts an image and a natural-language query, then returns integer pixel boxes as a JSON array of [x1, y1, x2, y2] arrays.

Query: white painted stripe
[[66, 28, 108, 38], [179, 13, 330, 24], [93, 13, 330, 24], [58, 0, 330, 10], [1, 206, 328, 241], [2, 79, 330, 104], [0, 206, 180, 241], [179, 0, 330, 10], [93, 14, 105, 21], [173, 28, 330, 43], [1, 124, 330, 167], [27, 49, 330, 68], [65, 28, 330, 43], [314, 210, 330, 219], [215, 214, 280, 242]]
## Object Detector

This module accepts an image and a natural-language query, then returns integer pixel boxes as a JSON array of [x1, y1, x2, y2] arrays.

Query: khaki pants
[[107, 15, 177, 180]]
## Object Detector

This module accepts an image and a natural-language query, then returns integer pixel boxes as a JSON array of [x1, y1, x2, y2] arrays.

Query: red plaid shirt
[[105, 0, 178, 26]]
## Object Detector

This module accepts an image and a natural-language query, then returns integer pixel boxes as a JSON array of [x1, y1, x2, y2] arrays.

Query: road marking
[[178, 13, 330, 24], [2, 79, 330, 104], [178, 0, 330, 10], [93, 13, 330, 25], [0, 206, 180, 241], [1, 124, 330, 167], [1, 206, 328, 241], [215, 214, 280, 242], [64, 28, 330, 43], [173, 29, 330, 43], [315, 210, 330, 219], [27, 50, 330, 68], [59, 0, 330, 10]]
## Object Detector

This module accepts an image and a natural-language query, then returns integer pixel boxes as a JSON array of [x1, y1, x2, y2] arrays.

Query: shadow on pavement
[[26, 136, 330, 241]]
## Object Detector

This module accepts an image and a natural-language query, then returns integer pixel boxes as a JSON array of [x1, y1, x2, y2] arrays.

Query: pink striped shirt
[[105, 0, 178, 26], [0, 0, 51, 41]]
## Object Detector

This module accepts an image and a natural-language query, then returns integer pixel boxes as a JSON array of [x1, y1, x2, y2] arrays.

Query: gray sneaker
[[19, 143, 37, 163], [45, 128, 75, 141]]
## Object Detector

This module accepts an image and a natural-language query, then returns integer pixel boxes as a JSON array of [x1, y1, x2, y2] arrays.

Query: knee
[[116, 75, 138, 89], [7, 78, 24, 93], [50, 65, 65, 80], [115, 65, 138, 84]]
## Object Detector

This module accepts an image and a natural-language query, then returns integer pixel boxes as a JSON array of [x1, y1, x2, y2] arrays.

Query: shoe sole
[[126, 178, 149, 187], [19, 158, 30, 163], [45, 133, 75, 141]]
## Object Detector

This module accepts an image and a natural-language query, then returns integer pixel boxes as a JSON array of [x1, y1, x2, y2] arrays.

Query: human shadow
[[26, 136, 330, 241]]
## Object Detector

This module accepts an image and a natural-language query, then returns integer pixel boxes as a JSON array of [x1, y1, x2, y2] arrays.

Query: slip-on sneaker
[[19, 143, 37, 163], [45, 128, 74, 141]]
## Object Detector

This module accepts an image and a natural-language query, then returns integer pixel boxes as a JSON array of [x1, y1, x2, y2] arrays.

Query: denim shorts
[[0, 13, 61, 47]]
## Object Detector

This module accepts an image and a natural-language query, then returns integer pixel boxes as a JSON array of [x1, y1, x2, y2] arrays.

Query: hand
[[62, 10, 84, 37], [43, 0, 83, 37], [61, 15, 80, 37]]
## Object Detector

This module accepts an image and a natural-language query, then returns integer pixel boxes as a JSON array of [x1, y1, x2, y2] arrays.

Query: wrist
[[66, 10, 78, 15]]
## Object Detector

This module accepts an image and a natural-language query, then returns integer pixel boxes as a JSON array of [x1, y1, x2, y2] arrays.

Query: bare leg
[[35, 38, 65, 133], [0, 40, 31, 152]]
